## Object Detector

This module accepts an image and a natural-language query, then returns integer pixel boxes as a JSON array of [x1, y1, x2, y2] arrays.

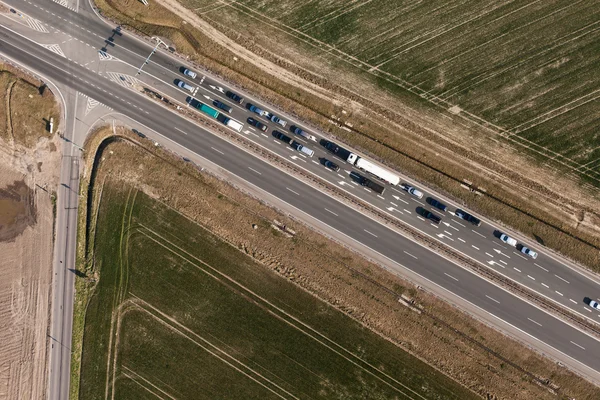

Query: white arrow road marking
[[437, 233, 453, 241], [393, 195, 409, 204], [493, 249, 511, 259]]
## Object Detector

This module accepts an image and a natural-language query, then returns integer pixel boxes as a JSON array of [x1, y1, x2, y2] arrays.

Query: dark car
[[273, 130, 291, 143], [226, 90, 244, 104], [418, 207, 442, 224], [324, 159, 340, 172], [247, 117, 267, 132], [426, 197, 448, 212], [322, 140, 340, 153], [455, 209, 482, 226], [213, 100, 233, 113]]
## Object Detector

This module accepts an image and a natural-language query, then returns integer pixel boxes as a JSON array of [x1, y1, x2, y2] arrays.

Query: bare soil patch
[[0, 63, 62, 400], [73, 126, 600, 400], [0, 180, 36, 241]]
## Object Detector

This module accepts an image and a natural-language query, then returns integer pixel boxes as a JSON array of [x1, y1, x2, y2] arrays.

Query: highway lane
[[8, 0, 600, 325], [2, 28, 600, 378]]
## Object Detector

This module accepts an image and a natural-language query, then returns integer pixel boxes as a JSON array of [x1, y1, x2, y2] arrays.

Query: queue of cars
[[175, 66, 541, 262]]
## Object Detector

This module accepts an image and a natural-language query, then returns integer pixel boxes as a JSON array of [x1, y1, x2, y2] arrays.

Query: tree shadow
[[68, 268, 87, 278]]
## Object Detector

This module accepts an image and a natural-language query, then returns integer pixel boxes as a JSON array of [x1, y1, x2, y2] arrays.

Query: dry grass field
[[181, 0, 600, 179]]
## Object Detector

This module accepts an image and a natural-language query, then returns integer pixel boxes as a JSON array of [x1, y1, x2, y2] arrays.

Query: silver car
[[405, 186, 423, 199], [183, 68, 197, 79], [589, 299, 600, 310], [521, 246, 538, 259], [271, 115, 287, 127]]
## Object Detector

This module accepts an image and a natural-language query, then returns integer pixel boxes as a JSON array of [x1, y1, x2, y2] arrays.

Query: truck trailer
[[350, 171, 385, 195], [198, 103, 220, 119], [323, 140, 400, 186]]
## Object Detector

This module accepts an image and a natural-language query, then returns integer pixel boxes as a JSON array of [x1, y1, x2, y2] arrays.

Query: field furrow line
[[128, 296, 299, 400], [297, 0, 362, 31], [340, 0, 424, 47], [439, 17, 600, 99], [120, 374, 167, 400], [121, 366, 176, 400], [136, 226, 427, 399], [369, 0, 518, 70], [509, 88, 600, 135], [311, 0, 377, 30], [410, 0, 544, 81]]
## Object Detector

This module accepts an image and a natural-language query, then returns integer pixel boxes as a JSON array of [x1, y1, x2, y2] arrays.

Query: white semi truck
[[323, 140, 400, 186]]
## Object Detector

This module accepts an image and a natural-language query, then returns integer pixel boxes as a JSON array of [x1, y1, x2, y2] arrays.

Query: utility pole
[[136, 37, 166, 76]]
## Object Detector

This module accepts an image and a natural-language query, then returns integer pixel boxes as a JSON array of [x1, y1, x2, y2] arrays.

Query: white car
[[183, 68, 197, 79], [271, 115, 287, 127], [500, 233, 517, 247], [177, 80, 194, 93], [589, 299, 600, 310], [521, 246, 538, 259], [405, 186, 423, 199]]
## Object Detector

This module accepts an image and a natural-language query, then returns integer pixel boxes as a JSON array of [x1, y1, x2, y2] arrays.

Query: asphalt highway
[[5, 0, 600, 327], [2, 20, 600, 384]]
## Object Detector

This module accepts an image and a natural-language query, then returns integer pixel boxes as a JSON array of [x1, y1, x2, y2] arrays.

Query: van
[[177, 81, 194, 93]]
